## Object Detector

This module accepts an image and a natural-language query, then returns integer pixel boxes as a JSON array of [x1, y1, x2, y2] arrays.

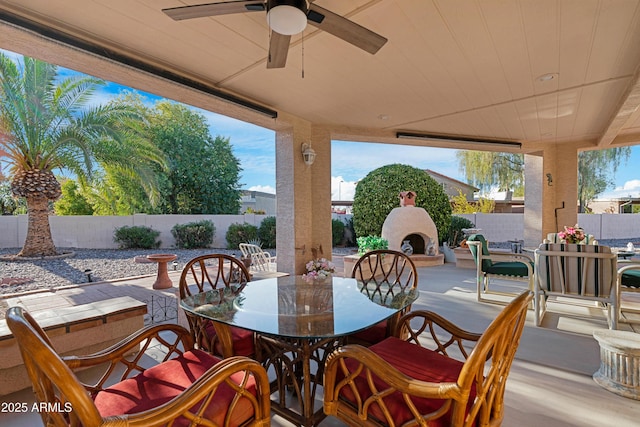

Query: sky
[[2, 48, 640, 201]]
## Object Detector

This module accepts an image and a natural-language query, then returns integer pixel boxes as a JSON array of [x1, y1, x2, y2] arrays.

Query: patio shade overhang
[[0, 0, 639, 153]]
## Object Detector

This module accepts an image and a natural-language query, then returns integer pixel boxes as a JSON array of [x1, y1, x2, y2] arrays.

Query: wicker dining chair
[[324, 290, 532, 427], [6, 306, 271, 427], [349, 249, 418, 346], [179, 253, 256, 358]]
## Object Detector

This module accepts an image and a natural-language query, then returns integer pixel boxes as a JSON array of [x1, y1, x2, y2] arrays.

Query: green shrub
[[352, 164, 452, 244], [225, 222, 259, 249], [113, 225, 161, 249], [332, 219, 345, 247], [447, 216, 475, 247], [357, 235, 388, 255], [171, 220, 215, 249], [344, 217, 356, 246], [258, 216, 276, 248]]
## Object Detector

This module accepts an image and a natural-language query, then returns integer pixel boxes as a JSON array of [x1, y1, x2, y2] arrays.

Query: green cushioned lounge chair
[[467, 234, 534, 305]]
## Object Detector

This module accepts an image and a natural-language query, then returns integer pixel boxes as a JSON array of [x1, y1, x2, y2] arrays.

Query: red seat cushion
[[94, 349, 257, 427], [351, 320, 388, 345], [205, 322, 255, 357], [340, 337, 475, 426]]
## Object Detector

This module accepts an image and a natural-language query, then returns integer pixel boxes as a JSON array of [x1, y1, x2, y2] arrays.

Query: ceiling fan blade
[[307, 4, 387, 54], [163, 1, 265, 21], [267, 31, 291, 69]]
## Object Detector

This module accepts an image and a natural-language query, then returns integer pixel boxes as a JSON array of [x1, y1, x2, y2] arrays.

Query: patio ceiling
[[1, 0, 640, 153]]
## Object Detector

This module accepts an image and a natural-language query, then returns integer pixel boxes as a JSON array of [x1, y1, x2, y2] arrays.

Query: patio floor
[[2, 256, 640, 426]]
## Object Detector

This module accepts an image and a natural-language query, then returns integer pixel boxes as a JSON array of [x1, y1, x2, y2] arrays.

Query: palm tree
[[0, 54, 165, 257]]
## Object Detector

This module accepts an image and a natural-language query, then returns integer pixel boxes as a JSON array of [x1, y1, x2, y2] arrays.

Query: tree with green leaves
[[54, 179, 94, 215], [577, 149, 630, 212], [88, 96, 243, 215], [0, 54, 165, 256], [147, 101, 242, 214], [456, 151, 524, 195], [457, 148, 630, 212]]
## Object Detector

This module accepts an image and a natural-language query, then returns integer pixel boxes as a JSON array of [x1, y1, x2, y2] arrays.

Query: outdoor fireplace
[[380, 191, 444, 267]]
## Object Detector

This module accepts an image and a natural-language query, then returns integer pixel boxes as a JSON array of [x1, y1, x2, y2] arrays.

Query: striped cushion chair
[[534, 243, 618, 329]]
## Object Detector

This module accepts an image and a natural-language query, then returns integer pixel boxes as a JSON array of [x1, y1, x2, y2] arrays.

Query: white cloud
[[331, 176, 357, 200], [598, 179, 640, 199]]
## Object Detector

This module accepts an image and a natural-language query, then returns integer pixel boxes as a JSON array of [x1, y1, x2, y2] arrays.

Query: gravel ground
[[1, 240, 638, 295], [0, 246, 358, 295]]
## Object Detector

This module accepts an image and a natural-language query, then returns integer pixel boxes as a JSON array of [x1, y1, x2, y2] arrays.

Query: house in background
[[425, 169, 478, 200], [240, 190, 276, 216], [589, 197, 640, 214]]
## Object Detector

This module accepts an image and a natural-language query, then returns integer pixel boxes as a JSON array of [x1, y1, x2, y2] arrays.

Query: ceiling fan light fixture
[[267, 0, 308, 35]]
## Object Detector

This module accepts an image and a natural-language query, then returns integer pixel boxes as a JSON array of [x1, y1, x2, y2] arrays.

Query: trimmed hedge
[[225, 222, 259, 249], [113, 225, 161, 249], [171, 220, 215, 249]]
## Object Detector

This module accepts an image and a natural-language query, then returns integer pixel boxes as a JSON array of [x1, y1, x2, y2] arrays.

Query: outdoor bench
[[0, 296, 147, 396]]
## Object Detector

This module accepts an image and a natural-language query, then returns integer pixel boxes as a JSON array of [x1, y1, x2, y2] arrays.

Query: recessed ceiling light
[[537, 73, 558, 82]]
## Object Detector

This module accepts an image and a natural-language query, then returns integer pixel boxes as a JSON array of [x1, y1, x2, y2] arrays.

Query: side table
[[593, 329, 640, 400], [147, 254, 177, 289]]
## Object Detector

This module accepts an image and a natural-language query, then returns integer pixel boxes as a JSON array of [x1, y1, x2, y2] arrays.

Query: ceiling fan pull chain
[[267, 12, 272, 64], [301, 30, 305, 78]]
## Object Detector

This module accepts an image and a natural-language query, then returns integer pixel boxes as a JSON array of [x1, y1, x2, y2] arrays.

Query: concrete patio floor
[[2, 256, 640, 426]]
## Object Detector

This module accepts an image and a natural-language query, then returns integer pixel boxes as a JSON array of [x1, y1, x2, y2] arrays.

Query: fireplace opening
[[403, 234, 426, 254]]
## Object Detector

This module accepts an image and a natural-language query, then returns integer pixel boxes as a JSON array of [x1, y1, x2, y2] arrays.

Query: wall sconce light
[[546, 173, 553, 186], [301, 143, 316, 166]]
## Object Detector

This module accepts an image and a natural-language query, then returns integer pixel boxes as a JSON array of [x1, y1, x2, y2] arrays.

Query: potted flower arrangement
[[303, 258, 336, 280], [558, 225, 586, 244]]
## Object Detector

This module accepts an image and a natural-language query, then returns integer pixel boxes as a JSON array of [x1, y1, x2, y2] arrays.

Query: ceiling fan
[[162, 0, 388, 69]]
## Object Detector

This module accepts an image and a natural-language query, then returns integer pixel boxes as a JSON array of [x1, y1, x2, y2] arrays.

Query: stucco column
[[524, 143, 579, 246], [523, 153, 544, 247], [275, 117, 332, 275], [552, 143, 580, 232]]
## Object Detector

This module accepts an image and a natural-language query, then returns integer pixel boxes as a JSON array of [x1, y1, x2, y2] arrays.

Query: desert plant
[[332, 219, 345, 247], [352, 164, 452, 243], [225, 222, 259, 249], [447, 216, 475, 247], [257, 216, 276, 248], [171, 220, 215, 249], [113, 225, 161, 249], [357, 235, 389, 255]]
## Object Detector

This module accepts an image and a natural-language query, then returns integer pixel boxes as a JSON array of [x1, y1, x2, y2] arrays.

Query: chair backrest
[[535, 243, 616, 297], [179, 253, 251, 299], [238, 243, 274, 272], [454, 290, 532, 426], [351, 249, 418, 306], [467, 234, 493, 270], [6, 307, 103, 427], [545, 232, 598, 245], [179, 254, 251, 355]]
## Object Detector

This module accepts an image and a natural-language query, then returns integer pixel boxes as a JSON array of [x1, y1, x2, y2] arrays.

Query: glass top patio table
[[180, 275, 419, 339]]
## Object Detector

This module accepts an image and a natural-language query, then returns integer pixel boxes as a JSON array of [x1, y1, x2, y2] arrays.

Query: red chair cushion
[[205, 322, 255, 357], [351, 320, 388, 345], [340, 337, 475, 426], [94, 349, 257, 427]]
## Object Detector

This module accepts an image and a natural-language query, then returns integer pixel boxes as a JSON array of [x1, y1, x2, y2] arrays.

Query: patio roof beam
[[396, 132, 522, 150]]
